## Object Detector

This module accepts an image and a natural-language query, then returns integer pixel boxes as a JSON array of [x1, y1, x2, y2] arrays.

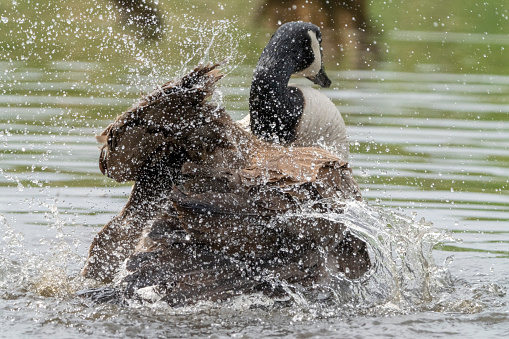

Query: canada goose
[[243, 21, 349, 161], [80, 63, 370, 305]]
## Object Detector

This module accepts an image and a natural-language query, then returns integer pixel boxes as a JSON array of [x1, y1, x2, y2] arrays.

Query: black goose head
[[255, 21, 331, 88], [249, 22, 331, 144]]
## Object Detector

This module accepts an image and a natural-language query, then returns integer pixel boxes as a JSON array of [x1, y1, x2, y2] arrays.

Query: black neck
[[249, 50, 304, 144]]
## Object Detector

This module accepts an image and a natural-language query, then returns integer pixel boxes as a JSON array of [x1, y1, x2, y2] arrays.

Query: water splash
[[0, 215, 29, 293], [83, 199, 464, 317], [95, 13, 246, 91], [0, 206, 96, 301], [105, 200, 472, 321], [0, 185, 503, 328], [250, 200, 459, 317]]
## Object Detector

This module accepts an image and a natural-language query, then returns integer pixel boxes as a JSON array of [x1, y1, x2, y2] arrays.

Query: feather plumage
[[82, 63, 369, 305]]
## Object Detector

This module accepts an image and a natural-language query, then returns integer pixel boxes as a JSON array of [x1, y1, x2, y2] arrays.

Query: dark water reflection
[[1, 0, 509, 337]]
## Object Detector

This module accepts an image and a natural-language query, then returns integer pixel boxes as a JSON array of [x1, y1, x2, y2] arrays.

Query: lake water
[[1, 0, 509, 337]]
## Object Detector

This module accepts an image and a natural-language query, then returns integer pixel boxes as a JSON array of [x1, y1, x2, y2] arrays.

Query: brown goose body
[[81, 64, 370, 305]]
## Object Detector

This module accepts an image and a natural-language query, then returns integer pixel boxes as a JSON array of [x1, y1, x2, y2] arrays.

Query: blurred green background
[[1, 0, 508, 73]]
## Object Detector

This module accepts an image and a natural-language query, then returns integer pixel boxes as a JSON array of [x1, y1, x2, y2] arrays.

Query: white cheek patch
[[299, 31, 322, 78]]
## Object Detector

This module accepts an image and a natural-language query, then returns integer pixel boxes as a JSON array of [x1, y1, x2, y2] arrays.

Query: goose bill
[[307, 67, 332, 88]]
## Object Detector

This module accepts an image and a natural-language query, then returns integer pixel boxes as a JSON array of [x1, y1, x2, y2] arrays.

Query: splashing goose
[[243, 21, 349, 160], [80, 33, 368, 306]]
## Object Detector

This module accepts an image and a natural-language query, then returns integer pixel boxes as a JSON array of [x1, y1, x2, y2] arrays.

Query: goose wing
[[97, 64, 224, 182]]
